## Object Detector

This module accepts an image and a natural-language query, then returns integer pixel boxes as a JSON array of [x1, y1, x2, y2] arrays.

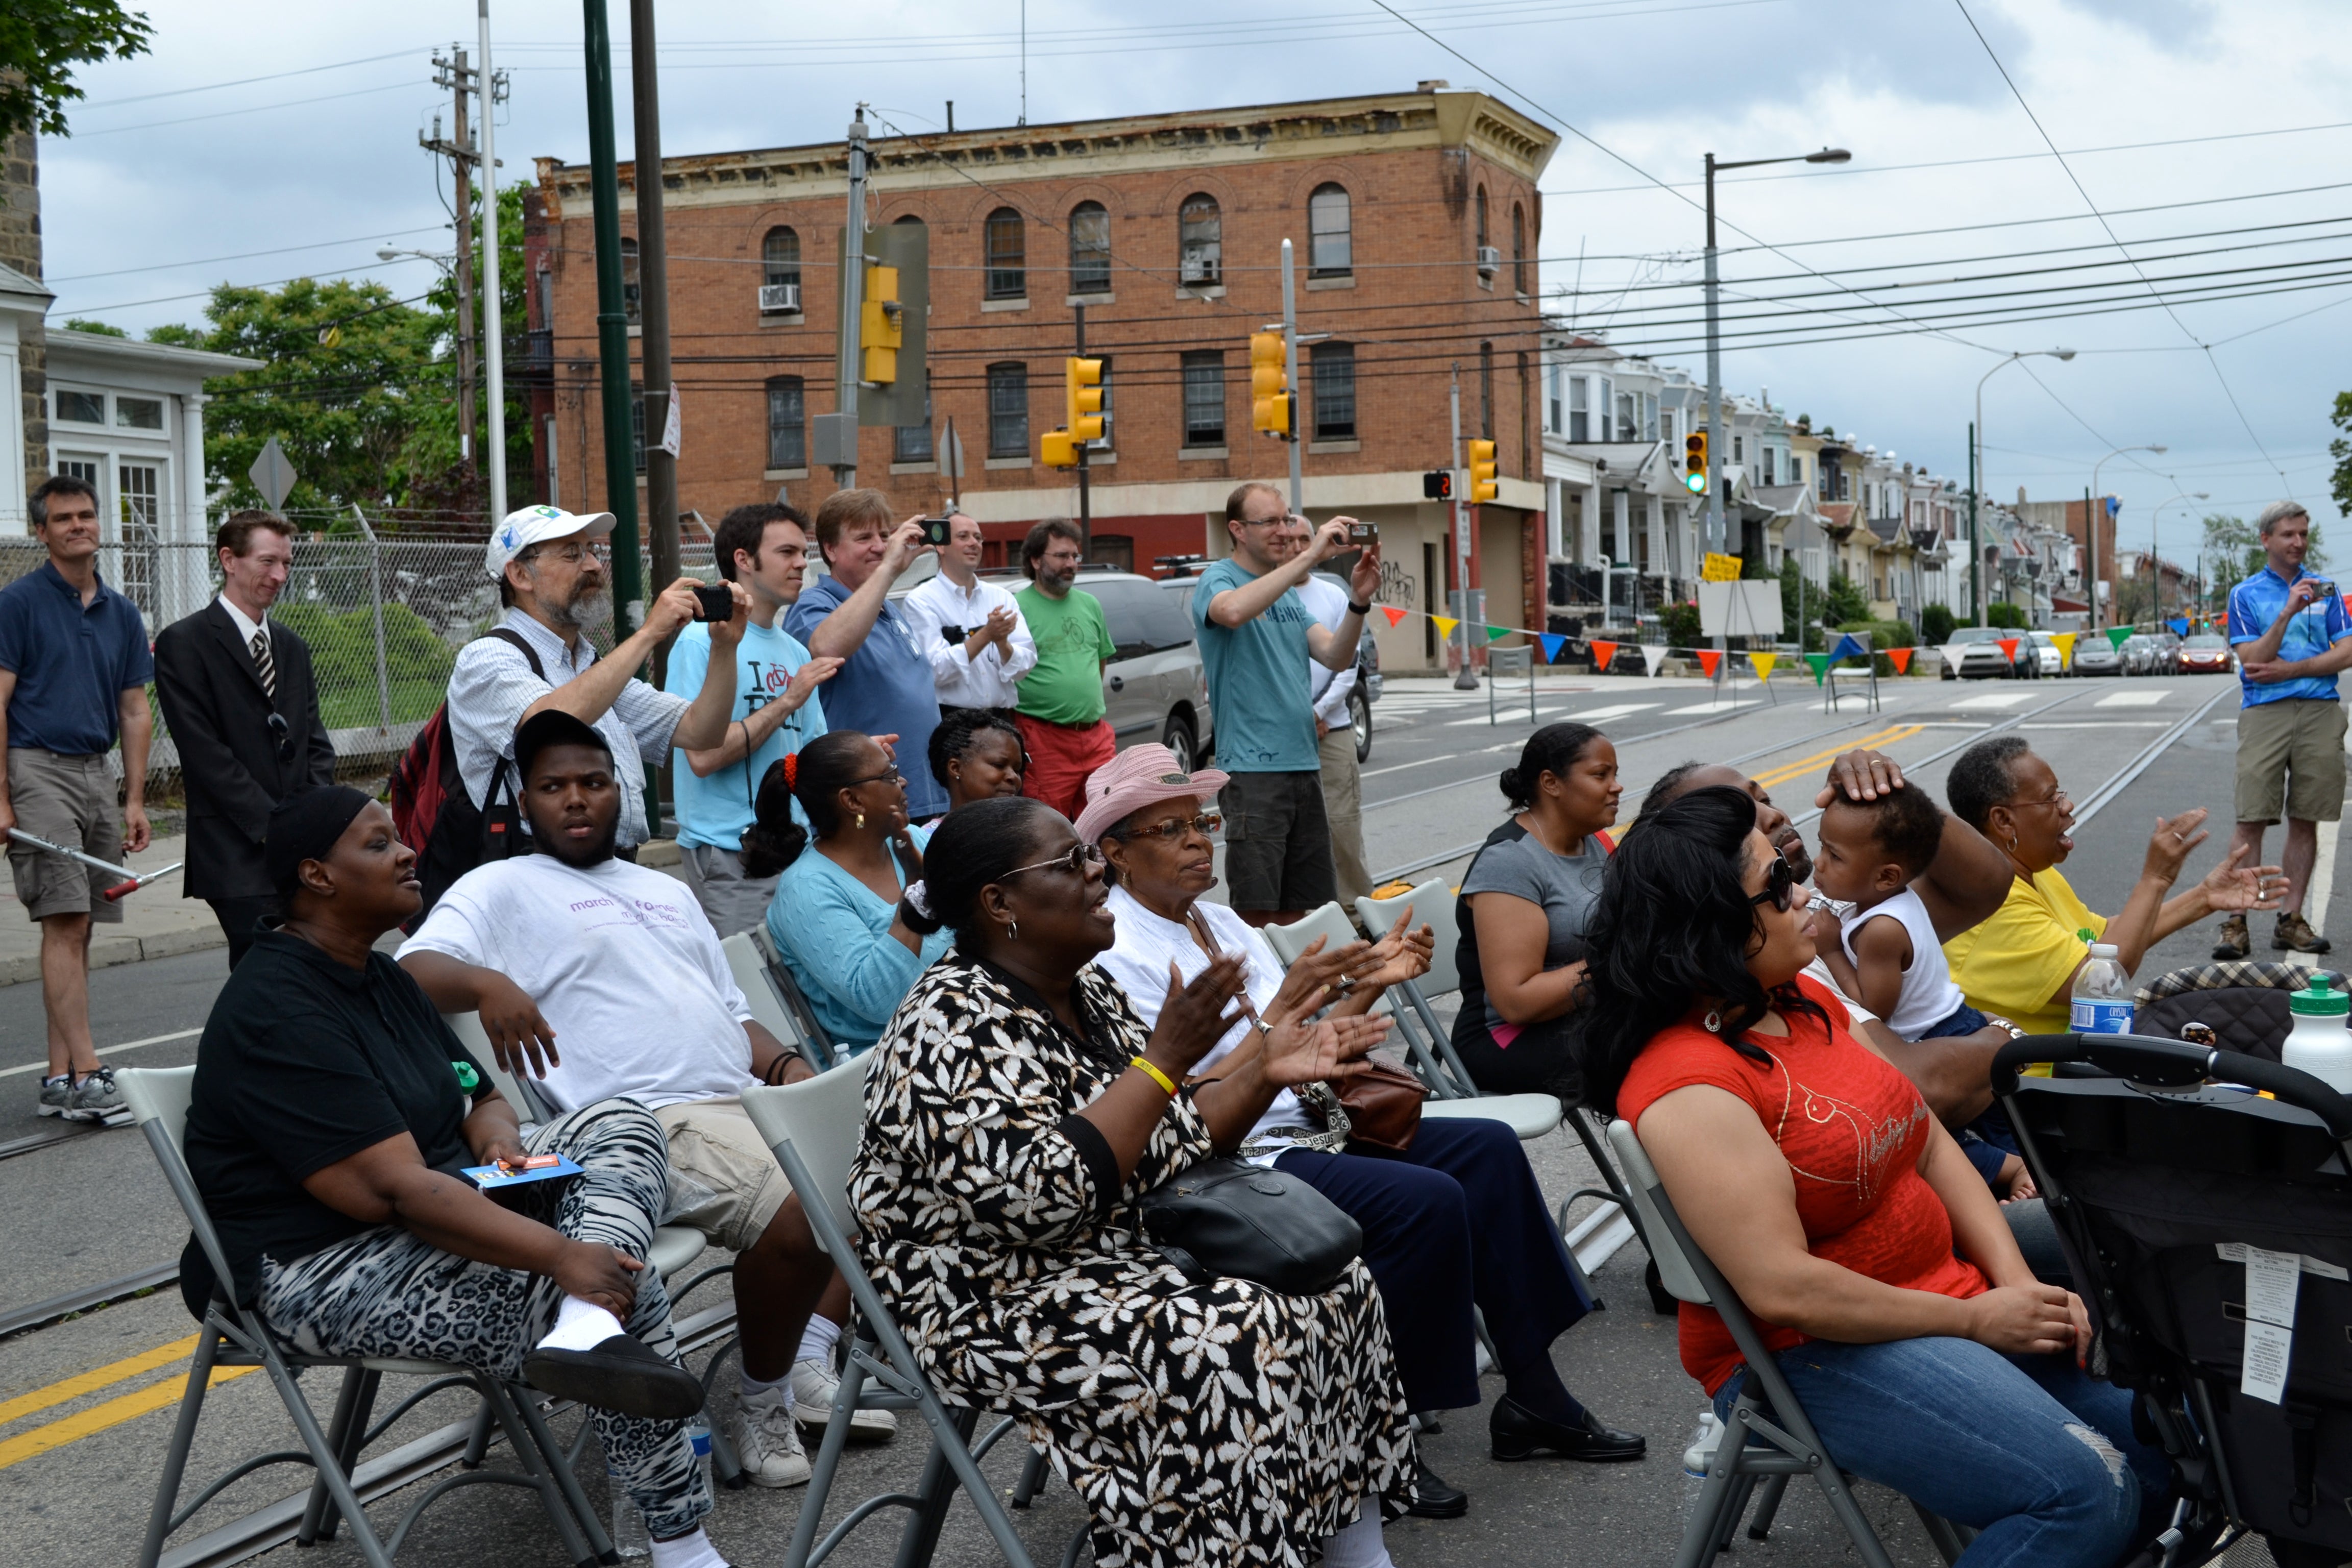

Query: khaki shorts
[[6, 748, 127, 924], [653, 1096, 788, 1253], [2235, 698, 2349, 825]]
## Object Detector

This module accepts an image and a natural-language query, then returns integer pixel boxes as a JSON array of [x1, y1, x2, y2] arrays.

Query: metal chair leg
[[505, 1377, 617, 1562], [138, 1324, 223, 1568], [473, 1376, 600, 1568], [889, 1408, 973, 1568], [1745, 1473, 1791, 1540], [253, 1342, 400, 1568], [1011, 1447, 1050, 1508], [299, 1366, 380, 1545], [462, 1396, 497, 1466], [783, 1336, 872, 1568]]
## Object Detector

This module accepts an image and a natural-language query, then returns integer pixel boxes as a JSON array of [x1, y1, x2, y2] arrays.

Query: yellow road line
[[0, 1334, 201, 1428], [1750, 724, 1924, 790], [0, 1364, 258, 1472]]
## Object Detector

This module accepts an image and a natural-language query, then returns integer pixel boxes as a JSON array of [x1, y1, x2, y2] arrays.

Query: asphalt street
[[0, 666, 2321, 1567]]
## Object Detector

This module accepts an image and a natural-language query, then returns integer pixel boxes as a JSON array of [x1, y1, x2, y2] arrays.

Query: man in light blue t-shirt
[[667, 504, 839, 936], [1191, 480, 1381, 925]]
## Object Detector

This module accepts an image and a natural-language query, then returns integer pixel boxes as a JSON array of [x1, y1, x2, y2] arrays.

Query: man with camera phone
[[901, 511, 1036, 720]]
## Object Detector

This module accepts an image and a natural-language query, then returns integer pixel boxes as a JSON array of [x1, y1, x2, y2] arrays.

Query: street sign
[[249, 437, 297, 512]]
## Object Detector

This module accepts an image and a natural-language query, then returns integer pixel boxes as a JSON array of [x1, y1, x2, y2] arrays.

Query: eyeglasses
[[522, 542, 593, 567], [1108, 812, 1222, 845], [846, 767, 904, 789], [1749, 852, 1796, 913], [2015, 789, 2071, 813], [1003, 842, 1106, 880]]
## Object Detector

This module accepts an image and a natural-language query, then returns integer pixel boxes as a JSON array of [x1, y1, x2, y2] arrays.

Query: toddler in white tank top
[[1810, 788, 1980, 1041]]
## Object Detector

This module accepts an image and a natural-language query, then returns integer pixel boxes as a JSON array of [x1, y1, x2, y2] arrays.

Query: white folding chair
[[1606, 1119, 1970, 1567], [720, 929, 805, 1053], [750, 925, 846, 1070], [741, 1068, 1042, 1568], [119, 1066, 615, 1568]]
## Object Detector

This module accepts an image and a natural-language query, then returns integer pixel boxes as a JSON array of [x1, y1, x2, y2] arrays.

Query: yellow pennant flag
[[1747, 650, 1778, 682], [1431, 616, 1460, 638], [2049, 631, 2077, 667]]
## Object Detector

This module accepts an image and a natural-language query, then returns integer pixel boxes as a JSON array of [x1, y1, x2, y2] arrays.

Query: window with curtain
[[1511, 202, 1527, 294], [1179, 194, 1221, 285], [987, 362, 1029, 457], [1068, 202, 1111, 293], [766, 377, 806, 470], [621, 237, 641, 325], [1312, 341, 1357, 440], [1308, 183, 1352, 276], [1182, 351, 1226, 446], [1569, 375, 1588, 442], [762, 227, 800, 288], [985, 208, 1025, 299]]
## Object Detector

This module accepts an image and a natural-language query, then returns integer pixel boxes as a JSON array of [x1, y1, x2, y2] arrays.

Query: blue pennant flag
[[1828, 632, 1865, 660], [2167, 618, 2190, 636], [1538, 632, 1567, 663]]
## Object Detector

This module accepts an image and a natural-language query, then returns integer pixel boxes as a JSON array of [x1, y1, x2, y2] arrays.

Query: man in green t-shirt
[[1014, 518, 1117, 818]]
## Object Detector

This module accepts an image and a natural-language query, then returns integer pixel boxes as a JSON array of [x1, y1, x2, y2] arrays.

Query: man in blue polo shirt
[[0, 475, 156, 1124], [781, 489, 947, 820], [2217, 499, 2352, 958]]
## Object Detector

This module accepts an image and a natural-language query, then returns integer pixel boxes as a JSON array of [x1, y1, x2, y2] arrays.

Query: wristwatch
[[1348, 599, 1373, 616]]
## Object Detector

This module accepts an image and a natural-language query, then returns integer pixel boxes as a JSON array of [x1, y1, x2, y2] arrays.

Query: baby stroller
[[1992, 1032, 2352, 1567]]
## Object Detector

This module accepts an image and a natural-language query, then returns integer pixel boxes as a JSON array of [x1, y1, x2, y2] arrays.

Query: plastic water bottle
[[1680, 1410, 1723, 1522], [2070, 943, 2133, 1036], [687, 1413, 716, 1498], [2283, 975, 2352, 1092], [608, 1467, 650, 1558]]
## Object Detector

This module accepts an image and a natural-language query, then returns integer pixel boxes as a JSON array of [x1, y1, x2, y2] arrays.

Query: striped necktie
[[251, 629, 277, 700]]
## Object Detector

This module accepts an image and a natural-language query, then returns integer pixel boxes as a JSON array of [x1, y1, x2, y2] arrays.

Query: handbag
[[1137, 1157, 1364, 1296], [1334, 1057, 1428, 1152]]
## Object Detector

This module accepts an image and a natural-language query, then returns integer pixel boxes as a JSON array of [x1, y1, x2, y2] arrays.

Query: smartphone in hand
[[690, 584, 735, 621]]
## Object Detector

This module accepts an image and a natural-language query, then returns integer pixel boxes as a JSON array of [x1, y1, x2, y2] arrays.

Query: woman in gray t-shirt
[[1452, 723, 1622, 1099]]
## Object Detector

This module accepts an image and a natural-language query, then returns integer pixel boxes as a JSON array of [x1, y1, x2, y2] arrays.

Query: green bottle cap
[[452, 1060, 481, 1092], [2077, 928, 2097, 944], [2290, 975, 2350, 1018]]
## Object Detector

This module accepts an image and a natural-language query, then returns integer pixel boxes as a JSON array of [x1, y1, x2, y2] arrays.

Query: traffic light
[[1250, 331, 1291, 437], [1422, 470, 1454, 501], [1040, 430, 1079, 468], [1683, 431, 1709, 495], [1065, 357, 1104, 444], [1467, 438, 1498, 503], [860, 263, 902, 385]]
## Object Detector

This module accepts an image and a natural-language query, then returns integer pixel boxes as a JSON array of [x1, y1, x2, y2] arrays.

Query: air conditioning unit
[[1180, 254, 1219, 285], [1475, 246, 1502, 277], [758, 282, 801, 314]]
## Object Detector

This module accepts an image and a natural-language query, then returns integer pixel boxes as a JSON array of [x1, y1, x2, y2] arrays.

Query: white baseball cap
[[485, 504, 615, 580]]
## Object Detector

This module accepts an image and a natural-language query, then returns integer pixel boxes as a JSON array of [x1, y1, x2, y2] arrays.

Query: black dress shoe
[[522, 1334, 706, 1420], [1489, 1396, 1646, 1463], [1404, 1460, 1469, 1519]]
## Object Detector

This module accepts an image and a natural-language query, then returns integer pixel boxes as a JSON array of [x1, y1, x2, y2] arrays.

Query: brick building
[[527, 85, 1558, 670]]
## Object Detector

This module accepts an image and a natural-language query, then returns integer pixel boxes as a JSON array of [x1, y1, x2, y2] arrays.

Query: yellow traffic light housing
[[860, 263, 903, 385], [1683, 431, 1709, 495], [1041, 430, 1079, 469], [1250, 331, 1291, 437], [1065, 357, 1104, 444], [1467, 438, 1498, 503]]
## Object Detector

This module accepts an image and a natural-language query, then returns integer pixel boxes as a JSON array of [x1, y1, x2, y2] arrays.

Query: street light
[[1970, 349, 2075, 627], [377, 246, 452, 268], [2149, 489, 2210, 623], [2089, 443, 2168, 631]]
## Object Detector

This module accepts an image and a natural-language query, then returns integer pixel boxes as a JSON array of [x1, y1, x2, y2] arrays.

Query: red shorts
[[1016, 714, 1117, 821]]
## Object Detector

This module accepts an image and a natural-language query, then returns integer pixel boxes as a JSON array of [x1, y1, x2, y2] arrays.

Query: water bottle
[[2070, 943, 2133, 1036], [2283, 975, 2352, 1092], [1680, 1410, 1723, 1522], [608, 1467, 650, 1558], [687, 1413, 716, 1498]]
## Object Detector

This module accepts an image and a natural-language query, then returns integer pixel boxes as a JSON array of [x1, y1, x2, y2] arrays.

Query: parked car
[[1156, 568, 1384, 763], [2028, 631, 2064, 678], [2121, 634, 2161, 676], [2151, 631, 2185, 674], [2177, 633, 2235, 675], [2071, 633, 2123, 676], [1941, 625, 2039, 680]]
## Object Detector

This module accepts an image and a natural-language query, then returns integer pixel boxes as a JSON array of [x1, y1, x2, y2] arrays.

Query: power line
[[70, 48, 428, 110], [46, 226, 449, 284], [65, 79, 427, 139]]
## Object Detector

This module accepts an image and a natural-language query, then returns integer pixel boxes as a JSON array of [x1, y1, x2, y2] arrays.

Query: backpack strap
[[480, 625, 548, 683]]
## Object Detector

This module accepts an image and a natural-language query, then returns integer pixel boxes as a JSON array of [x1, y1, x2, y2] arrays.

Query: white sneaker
[[734, 1384, 811, 1488], [788, 1356, 898, 1444]]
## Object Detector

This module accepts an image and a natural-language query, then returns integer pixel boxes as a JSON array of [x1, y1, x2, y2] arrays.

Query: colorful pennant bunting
[[1538, 633, 1567, 663], [1639, 644, 1669, 677], [2105, 626, 2133, 650], [1804, 652, 1831, 683], [1695, 648, 1723, 677], [1997, 637, 2020, 663], [1747, 651, 1778, 681], [1431, 616, 1459, 638], [1828, 632, 1866, 661], [1380, 605, 1407, 628], [1486, 625, 1512, 642], [1888, 647, 1913, 674], [2167, 618, 2190, 636], [2048, 632, 2076, 667], [1589, 639, 1619, 671]]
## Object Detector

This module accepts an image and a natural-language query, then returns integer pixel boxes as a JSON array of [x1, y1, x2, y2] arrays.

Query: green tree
[[405, 182, 534, 516], [2333, 391, 2352, 520], [60, 315, 124, 336], [1921, 602, 1955, 645], [1986, 601, 2028, 630], [1, 1, 152, 139]]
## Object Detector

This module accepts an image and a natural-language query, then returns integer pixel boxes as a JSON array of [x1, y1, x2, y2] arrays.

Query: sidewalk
[[1, 832, 682, 988]]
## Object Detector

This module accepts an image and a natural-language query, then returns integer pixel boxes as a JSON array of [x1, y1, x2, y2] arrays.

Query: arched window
[[761, 226, 800, 312], [1179, 193, 1221, 286], [1475, 186, 1489, 251], [1511, 202, 1527, 295], [620, 235, 641, 325], [1308, 183, 1351, 277], [985, 208, 1025, 300], [1068, 201, 1111, 294]]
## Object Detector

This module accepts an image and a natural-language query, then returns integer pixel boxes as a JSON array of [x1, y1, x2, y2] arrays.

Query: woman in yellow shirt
[[1941, 737, 2284, 1033]]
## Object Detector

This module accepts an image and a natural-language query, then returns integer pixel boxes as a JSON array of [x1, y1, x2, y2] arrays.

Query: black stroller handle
[[1993, 1032, 2352, 1142]]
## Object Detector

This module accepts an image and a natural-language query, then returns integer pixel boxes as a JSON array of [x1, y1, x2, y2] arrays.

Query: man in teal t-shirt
[[1191, 480, 1380, 924], [666, 504, 839, 935], [1014, 518, 1117, 818]]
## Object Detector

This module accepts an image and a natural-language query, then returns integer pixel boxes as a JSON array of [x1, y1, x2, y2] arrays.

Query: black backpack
[[393, 628, 544, 928]]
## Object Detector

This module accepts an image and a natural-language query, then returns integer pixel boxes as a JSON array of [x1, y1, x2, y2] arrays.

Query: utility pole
[[829, 109, 871, 491], [1281, 238, 1303, 512], [424, 48, 480, 471], [1968, 422, 1979, 626], [2084, 484, 2096, 630], [581, 0, 645, 642], [1451, 368, 1476, 691], [475, 2, 509, 527], [629, 0, 680, 624], [1703, 153, 1723, 559], [1074, 304, 1090, 547]]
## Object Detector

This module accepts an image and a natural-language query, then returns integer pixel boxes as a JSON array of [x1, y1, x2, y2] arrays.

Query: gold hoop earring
[[1005, 918, 1019, 942], [2007, 832, 2020, 854], [855, 812, 867, 830]]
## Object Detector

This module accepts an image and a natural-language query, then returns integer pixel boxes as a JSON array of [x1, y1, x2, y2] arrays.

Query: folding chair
[[118, 1066, 615, 1568], [741, 1066, 1042, 1568], [1606, 1119, 1968, 1568], [751, 924, 846, 1070], [720, 928, 812, 1059]]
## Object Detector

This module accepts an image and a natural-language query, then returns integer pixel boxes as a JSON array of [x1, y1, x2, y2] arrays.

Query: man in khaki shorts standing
[[2216, 499, 2352, 957], [0, 475, 155, 1123]]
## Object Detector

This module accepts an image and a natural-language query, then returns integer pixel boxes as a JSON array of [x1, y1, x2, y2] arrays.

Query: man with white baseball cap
[[447, 504, 748, 857]]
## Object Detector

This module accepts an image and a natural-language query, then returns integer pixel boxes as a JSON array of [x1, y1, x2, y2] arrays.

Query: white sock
[[535, 1295, 625, 1353], [796, 1314, 842, 1369], [647, 1527, 728, 1568], [739, 1366, 789, 1409], [1320, 1507, 1391, 1568]]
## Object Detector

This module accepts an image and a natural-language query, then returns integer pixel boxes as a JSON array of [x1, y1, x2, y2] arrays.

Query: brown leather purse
[[1334, 1058, 1429, 1152]]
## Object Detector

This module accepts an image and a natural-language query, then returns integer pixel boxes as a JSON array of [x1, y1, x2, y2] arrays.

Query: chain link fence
[[0, 533, 721, 830]]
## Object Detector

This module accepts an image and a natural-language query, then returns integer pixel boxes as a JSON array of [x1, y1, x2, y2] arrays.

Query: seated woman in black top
[[181, 787, 720, 1560]]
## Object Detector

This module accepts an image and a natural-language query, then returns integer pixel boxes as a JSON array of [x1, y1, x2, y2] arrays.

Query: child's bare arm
[[1817, 929, 1866, 1000], [1850, 913, 1914, 1022]]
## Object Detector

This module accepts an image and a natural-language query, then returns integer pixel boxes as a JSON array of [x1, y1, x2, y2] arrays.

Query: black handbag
[[1137, 1157, 1364, 1296]]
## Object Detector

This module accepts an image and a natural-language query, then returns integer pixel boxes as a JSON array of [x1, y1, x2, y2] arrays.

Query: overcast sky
[[34, 0, 2352, 558]]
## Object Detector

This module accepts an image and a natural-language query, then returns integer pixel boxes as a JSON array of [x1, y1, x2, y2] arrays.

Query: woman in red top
[[1584, 785, 2165, 1568]]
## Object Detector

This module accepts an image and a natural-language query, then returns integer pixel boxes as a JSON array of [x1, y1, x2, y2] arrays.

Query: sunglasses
[[1109, 812, 1222, 845], [1003, 842, 1106, 880], [266, 711, 293, 763], [1749, 852, 1797, 913]]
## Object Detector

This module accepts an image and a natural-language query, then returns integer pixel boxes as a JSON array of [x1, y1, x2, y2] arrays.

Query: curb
[[0, 923, 227, 989]]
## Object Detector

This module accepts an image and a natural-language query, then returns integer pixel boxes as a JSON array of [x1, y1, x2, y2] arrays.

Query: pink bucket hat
[[1073, 744, 1230, 847]]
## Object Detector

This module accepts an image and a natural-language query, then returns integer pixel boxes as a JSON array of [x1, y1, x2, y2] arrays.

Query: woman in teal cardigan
[[747, 730, 950, 1056]]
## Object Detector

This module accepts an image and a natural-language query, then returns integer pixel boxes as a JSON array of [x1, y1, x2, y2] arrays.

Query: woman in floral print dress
[[848, 796, 1418, 1568]]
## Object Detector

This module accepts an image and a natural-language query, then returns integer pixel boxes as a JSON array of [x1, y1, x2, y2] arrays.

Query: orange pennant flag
[[1380, 605, 1407, 628], [1589, 639, 1619, 671], [1695, 648, 1723, 677], [1888, 647, 1914, 674], [1996, 637, 2019, 663]]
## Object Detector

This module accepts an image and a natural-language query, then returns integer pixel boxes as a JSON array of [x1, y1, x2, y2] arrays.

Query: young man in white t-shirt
[[666, 503, 841, 936], [399, 709, 891, 1488]]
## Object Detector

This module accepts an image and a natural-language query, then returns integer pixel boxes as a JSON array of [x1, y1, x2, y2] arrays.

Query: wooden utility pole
[[423, 48, 481, 472]]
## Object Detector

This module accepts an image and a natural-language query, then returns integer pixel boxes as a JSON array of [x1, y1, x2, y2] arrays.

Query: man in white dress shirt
[[899, 512, 1036, 718], [1285, 516, 1373, 901]]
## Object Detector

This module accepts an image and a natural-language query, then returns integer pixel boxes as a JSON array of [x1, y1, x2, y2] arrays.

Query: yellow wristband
[[1130, 1056, 1178, 1096]]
